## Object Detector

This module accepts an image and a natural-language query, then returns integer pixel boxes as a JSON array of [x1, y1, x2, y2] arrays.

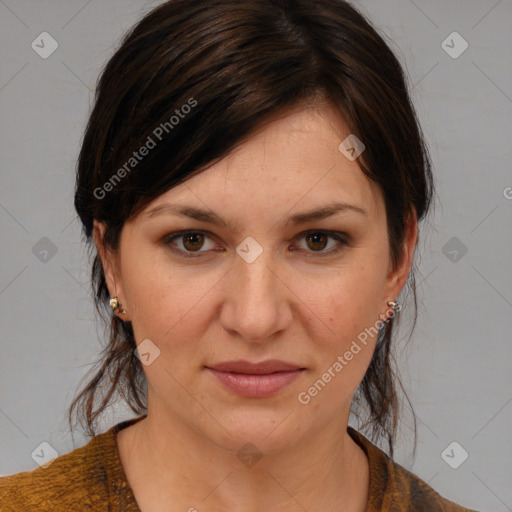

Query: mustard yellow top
[[0, 415, 479, 511]]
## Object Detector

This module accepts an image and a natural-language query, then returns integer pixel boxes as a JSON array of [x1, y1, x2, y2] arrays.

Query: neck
[[117, 397, 369, 512]]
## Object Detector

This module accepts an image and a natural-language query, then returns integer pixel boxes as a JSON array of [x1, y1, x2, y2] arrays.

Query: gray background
[[0, 0, 511, 510]]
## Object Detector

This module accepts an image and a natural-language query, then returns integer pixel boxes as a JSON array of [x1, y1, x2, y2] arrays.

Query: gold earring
[[384, 300, 401, 323], [387, 300, 402, 313], [109, 296, 127, 314]]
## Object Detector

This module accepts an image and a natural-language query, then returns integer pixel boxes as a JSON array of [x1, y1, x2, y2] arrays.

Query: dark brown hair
[[70, 0, 433, 457]]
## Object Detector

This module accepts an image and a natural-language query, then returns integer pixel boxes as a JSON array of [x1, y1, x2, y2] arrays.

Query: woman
[[0, 0, 481, 510]]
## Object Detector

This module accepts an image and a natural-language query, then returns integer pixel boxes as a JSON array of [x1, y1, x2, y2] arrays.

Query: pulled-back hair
[[70, 0, 433, 458]]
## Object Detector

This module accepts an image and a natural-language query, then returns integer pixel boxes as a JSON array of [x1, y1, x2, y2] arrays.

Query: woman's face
[[95, 101, 416, 453]]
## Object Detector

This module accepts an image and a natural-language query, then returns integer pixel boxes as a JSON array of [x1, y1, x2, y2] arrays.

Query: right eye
[[163, 230, 220, 257]]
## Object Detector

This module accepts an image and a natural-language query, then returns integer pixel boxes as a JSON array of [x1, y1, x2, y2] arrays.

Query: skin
[[94, 99, 418, 512]]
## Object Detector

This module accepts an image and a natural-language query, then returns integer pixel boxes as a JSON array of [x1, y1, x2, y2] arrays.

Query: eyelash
[[162, 230, 349, 258]]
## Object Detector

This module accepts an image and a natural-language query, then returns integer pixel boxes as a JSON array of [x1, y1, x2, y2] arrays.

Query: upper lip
[[207, 359, 304, 375]]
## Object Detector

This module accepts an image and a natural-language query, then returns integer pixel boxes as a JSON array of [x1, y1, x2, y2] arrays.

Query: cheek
[[295, 278, 384, 412], [123, 249, 224, 353], [296, 261, 387, 340], [290, 260, 388, 405]]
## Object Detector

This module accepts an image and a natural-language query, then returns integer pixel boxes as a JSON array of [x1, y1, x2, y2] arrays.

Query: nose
[[219, 247, 293, 343]]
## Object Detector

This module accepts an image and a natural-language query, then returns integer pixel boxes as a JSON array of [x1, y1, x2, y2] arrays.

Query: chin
[[200, 407, 306, 455]]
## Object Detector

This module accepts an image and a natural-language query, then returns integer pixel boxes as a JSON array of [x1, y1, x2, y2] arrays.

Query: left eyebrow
[[143, 201, 367, 230], [286, 202, 367, 225]]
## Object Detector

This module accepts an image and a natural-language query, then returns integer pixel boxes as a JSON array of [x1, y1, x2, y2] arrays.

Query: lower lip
[[206, 368, 304, 397]]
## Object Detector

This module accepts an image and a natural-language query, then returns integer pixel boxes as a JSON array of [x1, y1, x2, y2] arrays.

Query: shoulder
[[0, 426, 118, 512], [388, 458, 479, 512], [347, 426, 481, 512]]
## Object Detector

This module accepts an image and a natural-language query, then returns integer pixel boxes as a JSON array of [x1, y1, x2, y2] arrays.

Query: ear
[[384, 207, 418, 302], [93, 220, 129, 320]]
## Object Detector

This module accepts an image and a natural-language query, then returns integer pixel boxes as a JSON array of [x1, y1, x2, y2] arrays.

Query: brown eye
[[305, 232, 328, 251], [163, 230, 216, 256], [182, 232, 205, 251], [294, 231, 348, 256]]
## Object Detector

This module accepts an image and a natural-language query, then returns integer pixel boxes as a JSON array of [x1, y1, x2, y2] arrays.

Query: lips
[[207, 359, 304, 375], [205, 360, 306, 398]]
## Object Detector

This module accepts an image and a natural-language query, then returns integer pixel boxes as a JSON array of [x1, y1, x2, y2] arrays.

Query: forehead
[[142, 102, 382, 223]]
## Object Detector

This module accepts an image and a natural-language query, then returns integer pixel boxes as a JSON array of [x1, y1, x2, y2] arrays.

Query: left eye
[[295, 231, 346, 253], [163, 230, 348, 257]]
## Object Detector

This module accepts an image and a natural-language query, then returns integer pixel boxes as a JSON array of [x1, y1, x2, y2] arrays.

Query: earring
[[384, 300, 401, 323], [109, 296, 127, 314], [387, 300, 402, 313]]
